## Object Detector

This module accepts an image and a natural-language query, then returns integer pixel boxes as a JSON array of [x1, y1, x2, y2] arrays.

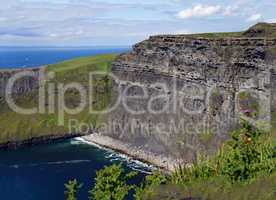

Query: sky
[[0, 0, 276, 46]]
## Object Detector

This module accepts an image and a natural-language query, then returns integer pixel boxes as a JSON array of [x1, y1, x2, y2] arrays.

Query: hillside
[[243, 22, 276, 38], [0, 23, 275, 199], [0, 54, 116, 146], [176, 22, 276, 38]]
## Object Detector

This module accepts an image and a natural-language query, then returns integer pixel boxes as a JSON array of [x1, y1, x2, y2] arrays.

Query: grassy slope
[[146, 173, 276, 200], [0, 54, 116, 144], [186, 23, 276, 38], [186, 31, 243, 38], [141, 123, 276, 200]]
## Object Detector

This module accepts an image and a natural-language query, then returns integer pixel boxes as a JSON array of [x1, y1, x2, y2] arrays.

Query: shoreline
[[74, 137, 157, 174], [0, 132, 180, 172], [82, 134, 180, 172], [0, 134, 82, 150]]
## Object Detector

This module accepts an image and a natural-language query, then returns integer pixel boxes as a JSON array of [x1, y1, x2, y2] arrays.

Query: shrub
[[64, 121, 276, 200], [64, 179, 83, 200], [217, 121, 275, 182], [135, 171, 167, 200], [171, 120, 275, 185], [90, 164, 137, 200]]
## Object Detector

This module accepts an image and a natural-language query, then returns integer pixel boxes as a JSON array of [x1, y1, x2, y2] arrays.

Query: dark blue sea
[[0, 139, 151, 200], [0, 47, 151, 200], [0, 46, 130, 68]]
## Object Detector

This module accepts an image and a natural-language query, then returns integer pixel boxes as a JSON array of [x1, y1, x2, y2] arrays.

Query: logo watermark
[[3, 68, 271, 141]]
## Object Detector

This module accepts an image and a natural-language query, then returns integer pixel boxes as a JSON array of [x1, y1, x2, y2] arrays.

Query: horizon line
[[0, 45, 131, 48]]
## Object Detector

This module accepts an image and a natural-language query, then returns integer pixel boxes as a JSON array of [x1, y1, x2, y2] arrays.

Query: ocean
[[0, 139, 152, 200], [0, 47, 151, 200], [0, 46, 130, 68]]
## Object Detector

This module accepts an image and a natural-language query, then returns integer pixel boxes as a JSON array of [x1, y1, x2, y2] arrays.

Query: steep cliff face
[[1, 24, 276, 167], [106, 24, 276, 162], [0, 68, 43, 98]]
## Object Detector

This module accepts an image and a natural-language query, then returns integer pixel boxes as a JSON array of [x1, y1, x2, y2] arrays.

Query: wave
[[42, 160, 91, 165], [9, 160, 91, 168], [72, 137, 156, 174]]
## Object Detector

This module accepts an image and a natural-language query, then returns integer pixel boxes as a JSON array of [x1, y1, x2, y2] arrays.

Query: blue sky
[[0, 0, 276, 46]]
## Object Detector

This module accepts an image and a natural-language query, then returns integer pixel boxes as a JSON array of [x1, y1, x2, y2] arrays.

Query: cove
[[0, 139, 151, 200]]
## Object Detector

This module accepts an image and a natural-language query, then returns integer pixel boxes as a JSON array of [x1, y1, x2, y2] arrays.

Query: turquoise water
[[0, 139, 151, 200]]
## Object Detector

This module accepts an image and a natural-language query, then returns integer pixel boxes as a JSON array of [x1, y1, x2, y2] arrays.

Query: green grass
[[186, 31, 243, 38], [243, 23, 276, 38], [145, 173, 276, 200], [138, 121, 276, 200], [0, 54, 117, 144], [48, 54, 114, 73], [271, 112, 276, 146], [185, 23, 276, 38]]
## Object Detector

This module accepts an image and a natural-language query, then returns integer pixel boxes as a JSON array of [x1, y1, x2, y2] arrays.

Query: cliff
[[96, 23, 276, 166], [1, 24, 276, 170]]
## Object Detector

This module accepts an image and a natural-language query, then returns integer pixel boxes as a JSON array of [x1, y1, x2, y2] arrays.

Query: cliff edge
[[90, 23, 276, 169]]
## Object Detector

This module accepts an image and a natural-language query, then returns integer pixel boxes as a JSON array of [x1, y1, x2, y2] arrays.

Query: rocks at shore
[[82, 134, 181, 171]]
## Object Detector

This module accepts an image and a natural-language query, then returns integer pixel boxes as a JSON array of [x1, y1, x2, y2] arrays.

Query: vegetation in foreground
[[0, 54, 116, 143], [64, 121, 276, 200]]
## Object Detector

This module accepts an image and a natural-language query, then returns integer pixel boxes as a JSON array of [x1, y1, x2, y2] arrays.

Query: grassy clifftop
[[186, 22, 276, 38], [0, 54, 116, 144]]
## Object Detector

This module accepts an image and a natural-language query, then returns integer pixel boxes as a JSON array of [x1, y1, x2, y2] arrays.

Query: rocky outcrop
[[97, 24, 276, 166], [1, 24, 276, 169], [0, 67, 44, 98], [243, 22, 276, 37]]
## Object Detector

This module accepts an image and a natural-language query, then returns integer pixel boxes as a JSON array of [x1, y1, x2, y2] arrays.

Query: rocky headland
[[83, 23, 276, 170], [1, 23, 276, 171]]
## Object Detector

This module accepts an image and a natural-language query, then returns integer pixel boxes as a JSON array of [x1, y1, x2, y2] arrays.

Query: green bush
[[90, 164, 137, 200], [64, 179, 82, 200], [134, 172, 167, 200], [171, 120, 275, 184], [64, 121, 276, 200], [148, 173, 276, 200], [217, 122, 275, 182]]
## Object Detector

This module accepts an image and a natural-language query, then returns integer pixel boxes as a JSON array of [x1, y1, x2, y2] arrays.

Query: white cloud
[[246, 13, 262, 22], [223, 5, 239, 16], [177, 4, 221, 19]]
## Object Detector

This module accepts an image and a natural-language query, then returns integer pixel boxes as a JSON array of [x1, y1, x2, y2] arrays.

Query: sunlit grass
[[0, 54, 117, 144]]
